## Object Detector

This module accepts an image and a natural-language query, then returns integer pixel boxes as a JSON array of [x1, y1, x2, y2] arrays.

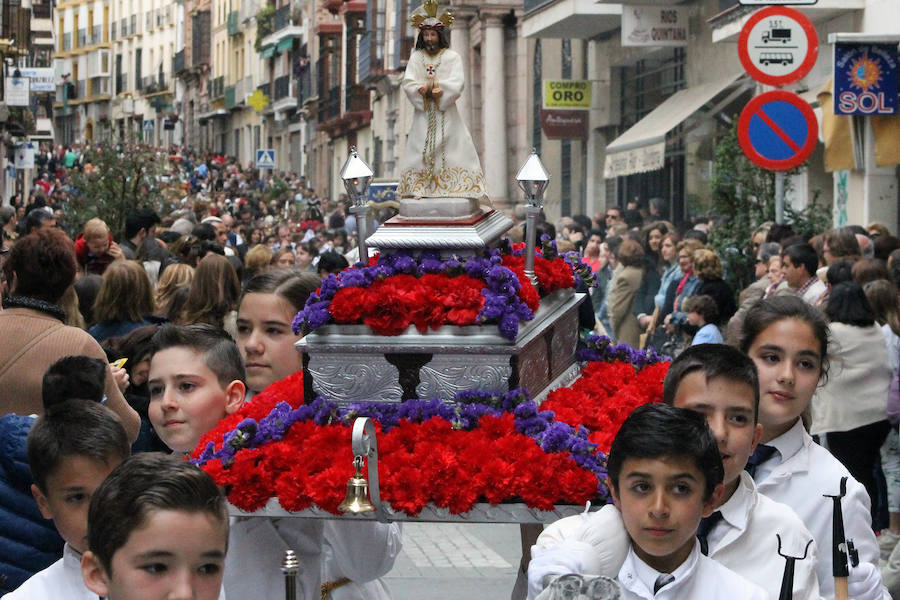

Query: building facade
[[522, 0, 900, 226]]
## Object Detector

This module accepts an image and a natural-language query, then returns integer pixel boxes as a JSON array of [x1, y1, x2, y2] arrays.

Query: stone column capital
[[478, 8, 508, 28], [447, 4, 477, 23]]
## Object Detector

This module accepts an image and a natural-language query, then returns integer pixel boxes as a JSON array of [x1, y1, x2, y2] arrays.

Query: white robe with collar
[[755, 419, 889, 600], [617, 542, 767, 600], [707, 471, 821, 600]]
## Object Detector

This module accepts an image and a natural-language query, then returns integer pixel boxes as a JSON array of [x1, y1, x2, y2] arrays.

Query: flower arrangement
[[293, 243, 580, 341], [191, 339, 668, 516]]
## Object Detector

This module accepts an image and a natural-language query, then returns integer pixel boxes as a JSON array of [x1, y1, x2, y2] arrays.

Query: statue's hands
[[431, 88, 443, 101], [417, 85, 428, 97]]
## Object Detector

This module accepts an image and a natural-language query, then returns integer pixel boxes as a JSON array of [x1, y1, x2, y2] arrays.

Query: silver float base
[[229, 497, 587, 523], [297, 290, 585, 405]]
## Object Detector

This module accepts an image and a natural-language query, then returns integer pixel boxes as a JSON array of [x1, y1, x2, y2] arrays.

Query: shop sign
[[834, 42, 898, 115], [622, 5, 688, 47], [540, 109, 588, 140], [542, 80, 591, 110]]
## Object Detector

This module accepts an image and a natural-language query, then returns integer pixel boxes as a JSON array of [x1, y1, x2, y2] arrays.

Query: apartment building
[[53, 0, 112, 144]]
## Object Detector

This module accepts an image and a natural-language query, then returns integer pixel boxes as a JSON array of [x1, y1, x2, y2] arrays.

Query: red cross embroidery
[[426, 65, 436, 76]]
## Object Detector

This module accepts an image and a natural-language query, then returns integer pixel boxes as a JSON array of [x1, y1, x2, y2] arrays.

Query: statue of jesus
[[397, 0, 488, 217]]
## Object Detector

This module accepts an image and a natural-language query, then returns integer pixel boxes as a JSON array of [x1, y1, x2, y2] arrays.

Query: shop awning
[[260, 45, 275, 59], [604, 72, 747, 178], [276, 38, 293, 53]]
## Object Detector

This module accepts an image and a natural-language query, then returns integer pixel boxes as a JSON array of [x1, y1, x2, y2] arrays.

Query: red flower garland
[[192, 358, 667, 515]]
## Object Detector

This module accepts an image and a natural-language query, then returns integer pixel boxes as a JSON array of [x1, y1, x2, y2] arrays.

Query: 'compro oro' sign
[[543, 80, 591, 109]]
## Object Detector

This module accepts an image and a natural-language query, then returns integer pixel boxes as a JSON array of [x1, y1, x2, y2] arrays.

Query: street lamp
[[340, 146, 374, 263], [515, 149, 550, 287]]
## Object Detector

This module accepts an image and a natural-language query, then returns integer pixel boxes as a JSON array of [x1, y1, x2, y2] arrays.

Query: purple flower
[[390, 253, 418, 274], [339, 268, 369, 288], [538, 421, 575, 452]]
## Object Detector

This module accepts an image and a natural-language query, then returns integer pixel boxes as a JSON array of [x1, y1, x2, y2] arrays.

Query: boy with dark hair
[[607, 403, 766, 599], [661, 344, 820, 599], [80, 453, 228, 600], [3, 401, 130, 599], [682, 296, 722, 345], [147, 323, 246, 454], [41, 355, 107, 408], [146, 323, 402, 600]]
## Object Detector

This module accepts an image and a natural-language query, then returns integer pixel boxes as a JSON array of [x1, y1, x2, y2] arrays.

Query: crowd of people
[[1, 142, 900, 599]]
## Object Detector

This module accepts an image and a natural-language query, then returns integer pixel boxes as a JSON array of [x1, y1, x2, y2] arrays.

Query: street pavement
[[383, 522, 524, 599]]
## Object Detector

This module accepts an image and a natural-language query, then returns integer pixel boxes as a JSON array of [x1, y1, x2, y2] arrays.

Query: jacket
[[73, 233, 116, 275], [811, 323, 891, 435], [0, 415, 64, 594], [0, 307, 140, 442], [607, 265, 643, 348]]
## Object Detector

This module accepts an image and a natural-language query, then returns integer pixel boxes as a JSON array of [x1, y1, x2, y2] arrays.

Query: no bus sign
[[543, 80, 591, 109], [738, 6, 818, 86]]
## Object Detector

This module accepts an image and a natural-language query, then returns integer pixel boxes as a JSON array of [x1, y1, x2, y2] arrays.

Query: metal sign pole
[[775, 171, 785, 224]]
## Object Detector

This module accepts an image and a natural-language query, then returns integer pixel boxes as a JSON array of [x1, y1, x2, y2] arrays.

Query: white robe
[[398, 47, 487, 200], [224, 517, 402, 600]]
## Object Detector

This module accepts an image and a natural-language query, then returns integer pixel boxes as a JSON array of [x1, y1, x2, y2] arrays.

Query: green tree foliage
[[255, 4, 275, 52], [708, 123, 829, 293], [63, 126, 172, 238]]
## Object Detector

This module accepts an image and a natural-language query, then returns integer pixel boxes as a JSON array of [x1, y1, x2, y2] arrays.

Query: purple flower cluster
[[292, 249, 536, 341], [577, 334, 670, 368], [191, 397, 338, 467]]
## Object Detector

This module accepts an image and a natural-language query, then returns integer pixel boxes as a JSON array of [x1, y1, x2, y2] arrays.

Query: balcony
[[62, 32, 72, 51], [521, 0, 622, 38], [120, 18, 127, 36], [76, 80, 86, 99], [93, 25, 103, 45], [225, 85, 236, 109], [345, 83, 368, 113], [90, 77, 110, 98], [257, 82, 270, 99], [173, 50, 185, 75], [210, 76, 225, 99], [273, 75, 290, 100], [274, 5, 291, 31], [227, 11, 240, 36], [115, 72, 126, 95], [78, 28, 86, 47], [32, 2, 52, 18]]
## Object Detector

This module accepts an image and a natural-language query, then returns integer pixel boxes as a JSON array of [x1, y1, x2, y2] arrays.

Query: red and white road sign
[[737, 90, 818, 171], [738, 6, 818, 86]]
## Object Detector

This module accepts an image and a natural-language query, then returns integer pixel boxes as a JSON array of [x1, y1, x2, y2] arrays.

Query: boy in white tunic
[[147, 323, 402, 600], [5, 400, 129, 600], [664, 344, 821, 599], [607, 404, 767, 600]]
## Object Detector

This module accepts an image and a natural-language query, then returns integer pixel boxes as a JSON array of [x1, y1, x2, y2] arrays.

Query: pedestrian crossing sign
[[256, 149, 276, 169]]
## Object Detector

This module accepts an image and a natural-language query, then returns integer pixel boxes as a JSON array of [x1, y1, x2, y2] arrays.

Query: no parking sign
[[737, 90, 818, 171]]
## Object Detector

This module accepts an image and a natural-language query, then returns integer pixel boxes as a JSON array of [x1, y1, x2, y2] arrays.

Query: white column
[[585, 40, 601, 219], [481, 12, 508, 204], [450, 11, 472, 130]]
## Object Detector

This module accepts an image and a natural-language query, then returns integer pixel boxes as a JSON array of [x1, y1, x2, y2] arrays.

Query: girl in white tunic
[[229, 271, 402, 600], [740, 296, 889, 600]]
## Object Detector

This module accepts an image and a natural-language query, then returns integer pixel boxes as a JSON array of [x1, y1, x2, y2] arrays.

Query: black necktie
[[744, 444, 778, 478], [653, 573, 675, 594], [696, 510, 724, 556]]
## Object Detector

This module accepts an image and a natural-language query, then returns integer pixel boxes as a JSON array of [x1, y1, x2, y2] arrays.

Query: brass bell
[[338, 456, 375, 514]]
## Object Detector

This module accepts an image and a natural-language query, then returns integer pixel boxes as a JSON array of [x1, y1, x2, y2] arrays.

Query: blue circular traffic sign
[[737, 90, 818, 171]]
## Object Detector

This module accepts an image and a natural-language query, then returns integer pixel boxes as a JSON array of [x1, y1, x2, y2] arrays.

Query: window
[[616, 47, 686, 220]]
